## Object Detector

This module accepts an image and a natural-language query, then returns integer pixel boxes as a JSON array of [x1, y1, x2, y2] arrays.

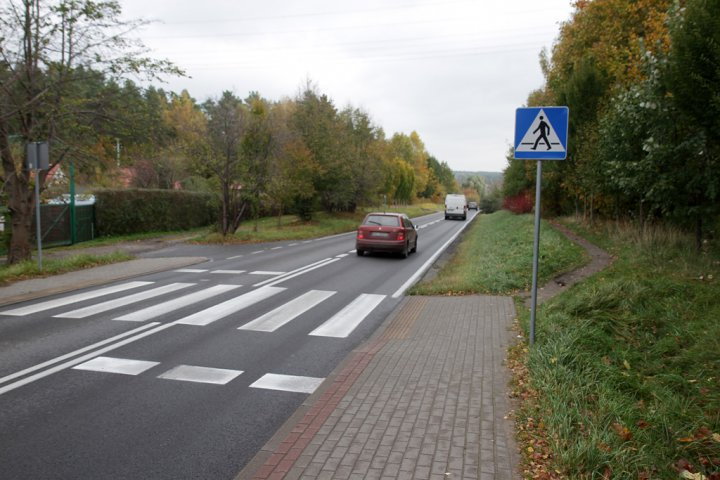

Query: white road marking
[[249, 271, 285, 276], [174, 269, 208, 273], [73, 356, 159, 375], [239, 290, 336, 332], [174, 286, 285, 326], [0, 323, 160, 386], [158, 365, 243, 384], [0, 281, 153, 316], [262, 258, 341, 288], [250, 373, 324, 394], [252, 258, 334, 287], [211, 270, 246, 275], [114, 284, 241, 322], [288, 243, 299, 247], [302, 241, 312, 244], [54, 283, 194, 319], [309, 293, 386, 338], [0, 322, 170, 396], [226, 255, 244, 260], [392, 213, 477, 298], [335, 254, 349, 258], [251, 251, 263, 255], [271, 247, 282, 250], [348, 250, 356, 253]]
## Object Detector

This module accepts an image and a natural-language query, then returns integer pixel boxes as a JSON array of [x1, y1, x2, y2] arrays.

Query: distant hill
[[454, 171, 503, 186]]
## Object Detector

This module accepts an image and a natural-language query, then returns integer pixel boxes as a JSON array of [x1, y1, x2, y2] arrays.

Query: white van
[[445, 194, 467, 220]]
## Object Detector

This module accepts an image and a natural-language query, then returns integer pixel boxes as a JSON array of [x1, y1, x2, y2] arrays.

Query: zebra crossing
[[0, 280, 388, 337], [0, 279, 390, 395]]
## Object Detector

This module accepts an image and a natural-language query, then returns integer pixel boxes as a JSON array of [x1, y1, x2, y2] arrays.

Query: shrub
[[503, 191, 533, 214], [94, 189, 218, 236]]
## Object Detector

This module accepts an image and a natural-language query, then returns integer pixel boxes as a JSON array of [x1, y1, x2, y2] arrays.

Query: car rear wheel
[[400, 242, 409, 259], [356, 249, 365, 256], [411, 238, 418, 253]]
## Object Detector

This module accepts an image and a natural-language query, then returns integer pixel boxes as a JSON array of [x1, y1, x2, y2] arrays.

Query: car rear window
[[363, 215, 400, 226]]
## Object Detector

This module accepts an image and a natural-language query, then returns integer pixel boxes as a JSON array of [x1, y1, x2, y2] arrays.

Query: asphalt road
[[0, 210, 478, 480]]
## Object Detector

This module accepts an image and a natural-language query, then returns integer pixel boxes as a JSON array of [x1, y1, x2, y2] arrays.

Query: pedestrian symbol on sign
[[532, 116, 551, 151], [514, 108, 567, 158]]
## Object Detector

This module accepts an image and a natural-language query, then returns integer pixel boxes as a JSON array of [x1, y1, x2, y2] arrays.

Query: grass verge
[[515, 218, 720, 479], [410, 210, 587, 295], [0, 251, 134, 286], [196, 204, 442, 244]]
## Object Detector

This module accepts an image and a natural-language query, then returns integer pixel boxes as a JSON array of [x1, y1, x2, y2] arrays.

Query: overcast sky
[[120, 0, 574, 173]]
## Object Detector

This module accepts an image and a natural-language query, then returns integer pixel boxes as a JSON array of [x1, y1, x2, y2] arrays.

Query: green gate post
[[69, 162, 76, 244]]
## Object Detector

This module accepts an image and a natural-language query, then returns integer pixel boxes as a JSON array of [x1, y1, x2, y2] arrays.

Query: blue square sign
[[514, 106, 569, 160]]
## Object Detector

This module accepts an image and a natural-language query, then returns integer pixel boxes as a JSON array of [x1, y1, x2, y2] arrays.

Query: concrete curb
[[0, 256, 208, 307]]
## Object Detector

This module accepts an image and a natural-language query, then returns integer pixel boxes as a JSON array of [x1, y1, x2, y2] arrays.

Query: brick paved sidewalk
[[238, 295, 519, 480]]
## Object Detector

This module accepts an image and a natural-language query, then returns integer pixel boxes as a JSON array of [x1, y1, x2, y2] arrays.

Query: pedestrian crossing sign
[[514, 106, 569, 160]]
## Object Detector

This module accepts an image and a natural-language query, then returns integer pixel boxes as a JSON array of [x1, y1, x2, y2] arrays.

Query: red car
[[356, 212, 418, 258]]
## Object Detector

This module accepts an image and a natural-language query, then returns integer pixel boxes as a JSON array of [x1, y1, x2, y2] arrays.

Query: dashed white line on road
[[158, 365, 243, 384], [335, 254, 349, 258], [0, 323, 160, 387], [174, 269, 208, 273], [211, 270, 246, 275], [226, 255, 244, 260], [251, 251, 263, 255], [73, 356, 160, 376], [0, 322, 171, 396], [250, 373, 324, 394], [271, 247, 282, 250], [348, 249, 356, 253], [250, 271, 285, 275], [288, 243, 299, 247], [261, 258, 341, 288]]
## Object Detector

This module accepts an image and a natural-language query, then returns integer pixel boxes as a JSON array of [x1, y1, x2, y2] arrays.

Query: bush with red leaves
[[503, 191, 534, 214]]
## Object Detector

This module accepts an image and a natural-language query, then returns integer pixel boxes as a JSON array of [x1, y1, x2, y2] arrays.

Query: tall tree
[[0, 0, 181, 263], [202, 91, 247, 235]]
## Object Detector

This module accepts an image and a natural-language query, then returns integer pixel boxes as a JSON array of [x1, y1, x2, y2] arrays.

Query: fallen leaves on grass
[[508, 326, 563, 480]]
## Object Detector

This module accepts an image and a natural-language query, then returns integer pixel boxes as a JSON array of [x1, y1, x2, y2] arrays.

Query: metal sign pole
[[35, 160, 43, 270], [529, 160, 543, 346]]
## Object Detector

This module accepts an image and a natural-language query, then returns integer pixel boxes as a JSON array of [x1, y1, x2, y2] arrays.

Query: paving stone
[[245, 296, 520, 479]]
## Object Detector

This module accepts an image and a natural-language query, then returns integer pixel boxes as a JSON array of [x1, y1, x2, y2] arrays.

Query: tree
[[202, 91, 247, 235], [0, 0, 181, 263]]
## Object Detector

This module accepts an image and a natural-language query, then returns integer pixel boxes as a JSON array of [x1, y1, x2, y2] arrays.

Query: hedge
[[94, 189, 218, 236]]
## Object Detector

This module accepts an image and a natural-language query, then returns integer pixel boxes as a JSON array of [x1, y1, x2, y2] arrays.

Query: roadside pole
[[528, 160, 542, 345], [513, 107, 569, 346], [70, 162, 76, 244], [34, 165, 42, 270], [27, 142, 49, 270]]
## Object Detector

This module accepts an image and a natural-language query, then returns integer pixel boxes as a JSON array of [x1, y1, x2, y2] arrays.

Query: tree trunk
[[7, 179, 35, 264], [1, 115, 35, 264], [696, 215, 702, 252]]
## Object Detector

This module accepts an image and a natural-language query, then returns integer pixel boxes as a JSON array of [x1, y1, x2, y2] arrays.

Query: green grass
[[410, 210, 587, 295], [196, 204, 442, 244], [519, 218, 720, 479], [0, 251, 134, 285]]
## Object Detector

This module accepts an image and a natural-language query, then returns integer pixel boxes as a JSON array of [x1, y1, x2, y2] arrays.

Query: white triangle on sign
[[516, 109, 565, 152]]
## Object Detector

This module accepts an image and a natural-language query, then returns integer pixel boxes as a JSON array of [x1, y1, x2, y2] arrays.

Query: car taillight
[[357, 231, 364, 239], [397, 230, 405, 241]]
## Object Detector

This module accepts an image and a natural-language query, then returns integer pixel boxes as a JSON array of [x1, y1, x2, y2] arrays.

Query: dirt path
[[523, 221, 614, 307]]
